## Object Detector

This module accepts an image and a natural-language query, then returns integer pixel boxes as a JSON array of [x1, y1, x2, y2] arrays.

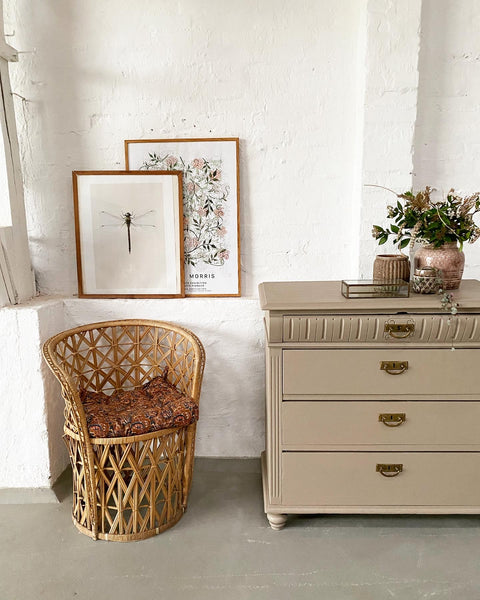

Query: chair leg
[[182, 425, 197, 509]]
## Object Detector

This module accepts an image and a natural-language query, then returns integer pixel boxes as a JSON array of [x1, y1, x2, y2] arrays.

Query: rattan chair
[[42, 319, 205, 542]]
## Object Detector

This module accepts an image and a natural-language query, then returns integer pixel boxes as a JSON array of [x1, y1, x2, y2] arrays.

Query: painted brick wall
[[6, 0, 364, 296], [2, 0, 365, 476], [358, 0, 422, 277], [4, 0, 480, 486], [414, 0, 480, 277]]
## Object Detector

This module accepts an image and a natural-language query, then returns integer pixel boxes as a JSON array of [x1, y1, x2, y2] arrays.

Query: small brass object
[[378, 413, 406, 427], [380, 360, 409, 375], [376, 464, 403, 477], [384, 322, 415, 339]]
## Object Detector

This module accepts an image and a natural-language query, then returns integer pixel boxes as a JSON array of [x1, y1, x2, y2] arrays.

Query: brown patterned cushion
[[79, 376, 199, 438]]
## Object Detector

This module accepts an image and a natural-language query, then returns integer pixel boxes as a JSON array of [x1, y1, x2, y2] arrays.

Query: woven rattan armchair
[[43, 319, 205, 542]]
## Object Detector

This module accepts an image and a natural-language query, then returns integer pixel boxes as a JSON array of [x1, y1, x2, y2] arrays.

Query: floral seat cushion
[[79, 376, 199, 438]]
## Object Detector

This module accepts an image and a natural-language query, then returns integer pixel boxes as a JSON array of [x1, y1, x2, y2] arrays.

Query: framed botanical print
[[125, 138, 240, 297], [72, 171, 184, 298]]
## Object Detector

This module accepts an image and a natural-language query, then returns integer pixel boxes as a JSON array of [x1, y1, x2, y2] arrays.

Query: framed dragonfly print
[[72, 171, 184, 298], [125, 138, 240, 297]]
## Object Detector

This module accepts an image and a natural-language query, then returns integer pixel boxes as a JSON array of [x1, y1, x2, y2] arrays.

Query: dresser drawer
[[283, 314, 480, 344], [282, 452, 480, 506], [282, 401, 480, 447], [283, 349, 479, 398]]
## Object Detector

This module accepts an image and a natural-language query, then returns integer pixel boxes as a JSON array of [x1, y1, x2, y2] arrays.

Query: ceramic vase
[[413, 242, 465, 290], [373, 254, 410, 282]]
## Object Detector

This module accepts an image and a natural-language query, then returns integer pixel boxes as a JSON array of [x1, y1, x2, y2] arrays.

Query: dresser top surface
[[259, 279, 480, 312]]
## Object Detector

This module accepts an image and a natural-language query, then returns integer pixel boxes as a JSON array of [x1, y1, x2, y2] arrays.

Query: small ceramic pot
[[373, 254, 410, 282], [411, 267, 442, 294]]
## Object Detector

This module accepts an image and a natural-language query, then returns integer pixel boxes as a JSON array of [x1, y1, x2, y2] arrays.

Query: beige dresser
[[259, 280, 480, 530]]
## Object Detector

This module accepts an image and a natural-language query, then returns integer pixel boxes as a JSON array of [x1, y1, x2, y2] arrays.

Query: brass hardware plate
[[380, 360, 409, 375], [378, 413, 406, 427], [384, 322, 415, 339], [376, 463, 403, 477]]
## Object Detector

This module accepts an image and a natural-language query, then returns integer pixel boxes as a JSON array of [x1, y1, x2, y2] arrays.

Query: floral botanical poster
[[125, 139, 240, 296]]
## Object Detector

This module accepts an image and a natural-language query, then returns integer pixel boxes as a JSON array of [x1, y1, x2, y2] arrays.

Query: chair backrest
[[43, 319, 205, 401]]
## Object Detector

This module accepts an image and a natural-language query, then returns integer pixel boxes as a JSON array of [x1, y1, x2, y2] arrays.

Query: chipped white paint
[[1, 0, 367, 486], [5, 0, 365, 294]]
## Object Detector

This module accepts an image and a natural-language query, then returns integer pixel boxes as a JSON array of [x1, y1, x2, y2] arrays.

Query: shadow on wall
[[62, 298, 266, 457], [413, 0, 461, 187], [192, 322, 265, 456], [14, 1, 88, 295], [413, 0, 480, 278]]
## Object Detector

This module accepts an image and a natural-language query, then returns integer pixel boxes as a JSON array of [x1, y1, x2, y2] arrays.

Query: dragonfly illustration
[[99, 210, 156, 254]]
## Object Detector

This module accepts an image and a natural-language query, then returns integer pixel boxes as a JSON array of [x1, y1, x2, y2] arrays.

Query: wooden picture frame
[[125, 138, 240, 297], [72, 170, 185, 298]]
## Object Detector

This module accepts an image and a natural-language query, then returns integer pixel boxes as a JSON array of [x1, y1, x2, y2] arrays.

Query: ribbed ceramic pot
[[413, 242, 465, 289], [373, 254, 410, 282]]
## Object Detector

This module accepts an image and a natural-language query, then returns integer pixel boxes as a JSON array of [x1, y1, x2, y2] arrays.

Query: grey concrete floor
[[2, 458, 480, 599]]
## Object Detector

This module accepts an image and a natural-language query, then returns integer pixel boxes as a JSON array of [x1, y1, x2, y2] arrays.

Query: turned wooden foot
[[267, 513, 287, 530]]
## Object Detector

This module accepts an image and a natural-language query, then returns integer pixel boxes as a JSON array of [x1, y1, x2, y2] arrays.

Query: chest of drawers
[[259, 280, 480, 529]]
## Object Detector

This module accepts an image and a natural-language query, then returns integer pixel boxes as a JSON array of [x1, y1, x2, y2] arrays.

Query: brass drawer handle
[[380, 360, 408, 375], [376, 464, 403, 477], [384, 322, 415, 339], [379, 413, 406, 427]]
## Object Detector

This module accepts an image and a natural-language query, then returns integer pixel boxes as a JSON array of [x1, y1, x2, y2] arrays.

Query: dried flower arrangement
[[370, 186, 480, 251]]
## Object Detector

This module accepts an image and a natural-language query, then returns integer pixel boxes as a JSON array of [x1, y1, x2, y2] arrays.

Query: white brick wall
[[4, 0, 480, 486], [414, 0, 480, 277], [358, 0, 422, 277], [3, 0, 366, 483]]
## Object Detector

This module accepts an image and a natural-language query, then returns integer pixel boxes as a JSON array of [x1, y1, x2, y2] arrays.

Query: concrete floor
[[2, 459, 480, 599]]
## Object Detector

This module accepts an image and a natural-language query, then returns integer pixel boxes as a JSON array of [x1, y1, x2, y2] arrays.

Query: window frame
[[0, 11, 34, 306]]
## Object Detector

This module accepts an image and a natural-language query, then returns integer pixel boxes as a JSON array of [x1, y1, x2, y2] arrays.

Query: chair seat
[[80, 376, 199, 438]]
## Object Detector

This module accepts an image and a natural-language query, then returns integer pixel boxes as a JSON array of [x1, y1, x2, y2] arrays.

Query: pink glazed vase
[[413, 242, 465, 289]]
